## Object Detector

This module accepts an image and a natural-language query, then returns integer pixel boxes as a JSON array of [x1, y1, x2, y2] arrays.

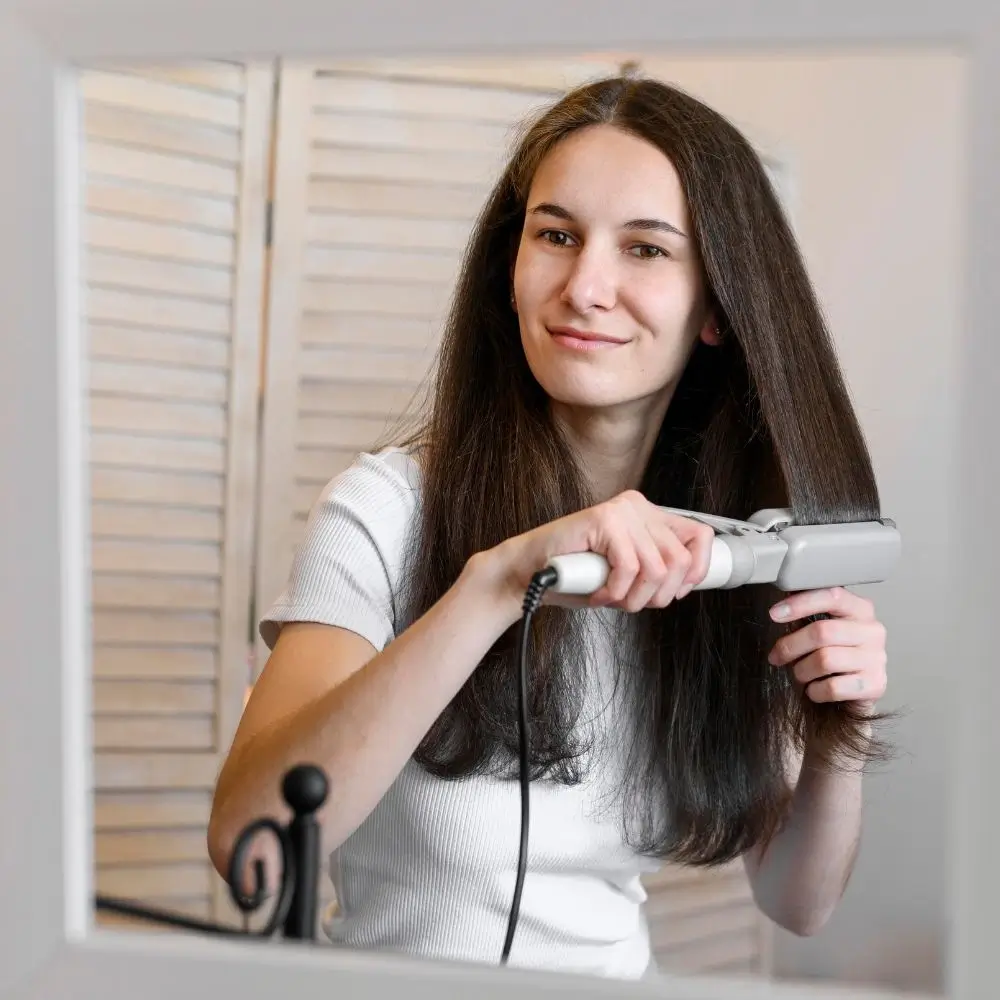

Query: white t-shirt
[[260, 447, 661, 980]]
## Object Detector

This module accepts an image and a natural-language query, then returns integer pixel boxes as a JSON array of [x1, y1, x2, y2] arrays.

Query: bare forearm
[[744, 748, 864, 936], [209, 556, 520, 875]]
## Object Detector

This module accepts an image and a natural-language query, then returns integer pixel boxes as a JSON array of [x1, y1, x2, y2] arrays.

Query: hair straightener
[[501, 507, 901, 963]]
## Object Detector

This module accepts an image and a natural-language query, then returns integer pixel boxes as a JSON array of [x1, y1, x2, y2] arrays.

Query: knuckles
[[595, 506, 620, 532], [590, 493, 730, 609], [870, 646, 888, 673], [693, 523, 715, 545], [614, 554, 640, 578], [642, 561, 670, 585], [623, 594, 648, 613], [814, 645, 840, 672], [792, 660, 813, 685], [614, 489, 646, 508], [807, 678, 836, 703], [811, 618, 840, 646]]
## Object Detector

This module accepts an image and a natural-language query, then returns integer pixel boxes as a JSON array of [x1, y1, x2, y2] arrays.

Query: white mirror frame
[[0, 2, 991, 998]]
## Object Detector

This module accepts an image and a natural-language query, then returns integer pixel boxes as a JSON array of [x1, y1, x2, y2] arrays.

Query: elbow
[[757, 891, 838, 937], [775, 907, 834, 938], [206, 749, 258, 886], [207, 791, 282, 898], [206, 799, 235, 883], [207, 784, 248, 885], [749, 879, 837, 938]]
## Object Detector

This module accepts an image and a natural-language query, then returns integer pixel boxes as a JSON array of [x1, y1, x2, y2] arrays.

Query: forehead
[[527, 124, 689, 224]]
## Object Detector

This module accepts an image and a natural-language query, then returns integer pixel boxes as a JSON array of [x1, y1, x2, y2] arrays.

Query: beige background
[[79, 47, 964, 995], [644, 49, 966, 992]]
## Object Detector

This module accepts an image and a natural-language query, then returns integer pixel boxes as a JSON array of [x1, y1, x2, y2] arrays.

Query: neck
[[552, 393, 674, 503]]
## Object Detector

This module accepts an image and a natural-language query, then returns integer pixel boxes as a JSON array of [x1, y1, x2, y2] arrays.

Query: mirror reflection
[[81, 47, 963, 996]]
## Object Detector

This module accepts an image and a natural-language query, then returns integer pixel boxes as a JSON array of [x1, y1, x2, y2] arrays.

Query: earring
[[700, 324, 722, 347], [510, 290, 517, 312]]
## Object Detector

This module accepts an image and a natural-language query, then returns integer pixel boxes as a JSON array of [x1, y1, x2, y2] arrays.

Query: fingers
[[603, 525, 667, 612], [645, 520, 692, 607], [766, 604, 889, 706], [590, 508, 645, 606], [768, 618, 886, 667], [770, 587, 876, 623], [798, 656, 888, 704], [784, 643, 887, 687], [668, 518, 715, 594], [587, 492, 700, 612], [553, 492, 718, 613]]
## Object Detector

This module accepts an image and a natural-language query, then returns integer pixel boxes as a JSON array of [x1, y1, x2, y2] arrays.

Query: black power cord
[[91, 568, 560, 963], [500, 566, 558, 965]]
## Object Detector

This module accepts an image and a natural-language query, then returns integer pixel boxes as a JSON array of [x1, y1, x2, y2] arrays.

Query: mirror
[[79, 44, 964, 996]]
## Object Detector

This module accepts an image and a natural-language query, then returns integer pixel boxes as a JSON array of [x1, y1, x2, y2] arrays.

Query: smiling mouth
[[546, 326, 628, 350]]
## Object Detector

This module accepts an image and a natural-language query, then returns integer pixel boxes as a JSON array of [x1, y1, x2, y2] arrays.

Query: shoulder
[[314, 445, 422, 521], [259, 446, 424, 652], [305, 444, 423, 567]]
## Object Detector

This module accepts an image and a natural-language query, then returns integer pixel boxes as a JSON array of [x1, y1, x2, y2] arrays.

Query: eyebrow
[[528, 201, 688, 240]]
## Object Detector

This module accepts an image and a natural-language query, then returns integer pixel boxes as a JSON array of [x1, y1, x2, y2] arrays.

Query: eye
[[538, 229, 576, 247], [627, 243, 669, 260]]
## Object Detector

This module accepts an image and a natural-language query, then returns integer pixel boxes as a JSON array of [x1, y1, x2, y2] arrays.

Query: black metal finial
[[279, 763, 327, 941], [94, 762, 330, 942], [282, 763, 329, 816]]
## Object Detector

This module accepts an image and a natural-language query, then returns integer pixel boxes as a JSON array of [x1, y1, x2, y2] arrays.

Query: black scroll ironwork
[[95, 763, 328, 941]]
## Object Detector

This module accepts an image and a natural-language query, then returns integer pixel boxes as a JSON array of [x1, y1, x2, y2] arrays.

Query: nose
[[560, 244, 617, 314]]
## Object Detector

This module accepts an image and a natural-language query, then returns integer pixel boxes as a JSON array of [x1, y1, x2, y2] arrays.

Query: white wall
[[634, 48, 967, 993]]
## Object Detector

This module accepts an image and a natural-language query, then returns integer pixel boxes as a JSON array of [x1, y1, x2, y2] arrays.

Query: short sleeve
[[258, 447, 421, 653]]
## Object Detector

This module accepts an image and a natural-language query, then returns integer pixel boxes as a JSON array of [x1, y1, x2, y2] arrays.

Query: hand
[[767, 588, 888, 706], [480, 489, 716, 620]]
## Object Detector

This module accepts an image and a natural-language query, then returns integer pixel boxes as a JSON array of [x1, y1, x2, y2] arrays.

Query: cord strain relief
[[522, 567, 558, 614]]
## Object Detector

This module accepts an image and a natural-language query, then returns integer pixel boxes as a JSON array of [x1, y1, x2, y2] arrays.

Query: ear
[[699, 314, 722, 346]]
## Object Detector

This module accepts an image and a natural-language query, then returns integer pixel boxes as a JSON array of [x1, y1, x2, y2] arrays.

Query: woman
[[208, 74, 891, 981]]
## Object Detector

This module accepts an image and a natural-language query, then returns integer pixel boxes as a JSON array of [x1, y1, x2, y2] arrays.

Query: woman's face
[[513, 124, 716, 414]]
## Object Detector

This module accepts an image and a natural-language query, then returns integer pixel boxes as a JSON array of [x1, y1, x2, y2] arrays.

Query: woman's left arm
[[742, 586, 888, 936]]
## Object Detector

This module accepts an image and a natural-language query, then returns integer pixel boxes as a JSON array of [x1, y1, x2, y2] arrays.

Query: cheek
[[629, 272, 702, 341], [512, 240, 534, 301], [514, 245, 565, 313]]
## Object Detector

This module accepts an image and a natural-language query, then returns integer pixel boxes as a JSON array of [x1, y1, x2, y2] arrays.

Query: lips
[[546, 325, 627, 346]]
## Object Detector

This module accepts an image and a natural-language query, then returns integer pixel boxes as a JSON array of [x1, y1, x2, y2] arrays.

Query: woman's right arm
[[207, 489, 715, 891], [207, 550, 522, 890]]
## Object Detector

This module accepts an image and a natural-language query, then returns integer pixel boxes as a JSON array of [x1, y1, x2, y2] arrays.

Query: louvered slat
[[255, 65, 565, 642], [82, 60, 273, 926], [95, 790, 215, 830], [642, 863, 768, 976]]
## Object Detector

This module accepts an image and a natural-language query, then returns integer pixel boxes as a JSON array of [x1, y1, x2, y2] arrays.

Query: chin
[[532, 369, 637, 411], [524, 340, 658, 412]]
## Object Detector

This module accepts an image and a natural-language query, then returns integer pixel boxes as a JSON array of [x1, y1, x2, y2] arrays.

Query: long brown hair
[[393, 75, 890, 865]]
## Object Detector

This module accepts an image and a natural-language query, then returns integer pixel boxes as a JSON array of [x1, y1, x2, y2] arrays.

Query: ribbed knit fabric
[[260, 448, 661, 980]]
